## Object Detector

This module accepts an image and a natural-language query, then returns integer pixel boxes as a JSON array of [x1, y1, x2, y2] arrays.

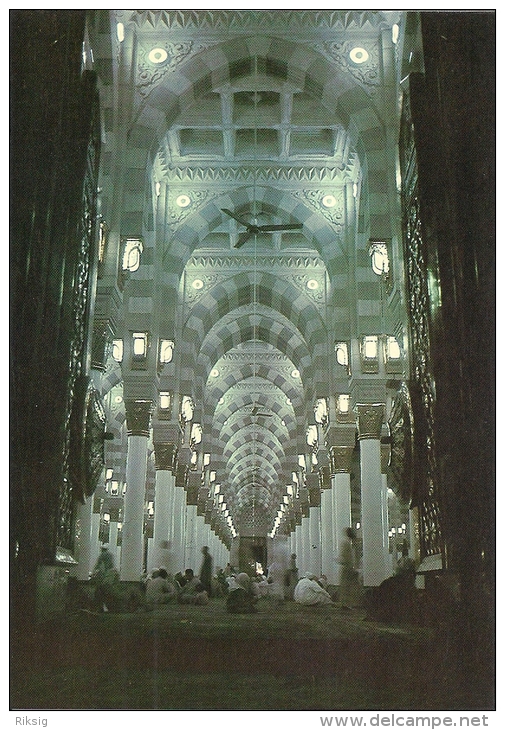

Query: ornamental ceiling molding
[[136, 41, 211, 100], [126, 9, 389, 32], [167, 189, 217, 228], [187, 254, 325, 270], [293, 188, 345, 233], [157, 161, 356, 185], [314, 39, 381, 93]]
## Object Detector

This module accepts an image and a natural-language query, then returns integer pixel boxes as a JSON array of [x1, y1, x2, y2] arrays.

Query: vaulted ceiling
[[95, 9, 406, 539]]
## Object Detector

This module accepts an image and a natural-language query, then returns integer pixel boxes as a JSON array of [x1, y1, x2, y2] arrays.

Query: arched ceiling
[[96, 10, 405, 541]]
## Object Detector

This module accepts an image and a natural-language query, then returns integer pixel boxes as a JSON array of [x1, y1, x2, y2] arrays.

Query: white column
[[108, 520, 119, 563], [73, 494, 96, 580], [300, 516, 310, 574], [357, 404, 389, 587], [295, 524, 303, 574], [172, 486, 187, 573], [333, 471, 353, 585], [320, 488, 335, 583], [185, 503, 198, 572], [121, 433, 149, 581], [308, 506, 322, 576], [381, 473, 393, 579], [148, 469, 174, 572]]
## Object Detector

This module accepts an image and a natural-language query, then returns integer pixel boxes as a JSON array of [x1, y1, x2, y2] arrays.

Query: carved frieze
[[356, 403, 384, 440], [328, 445, 354, 474], [153, 442, 178, 471], [127, 10, 390, 32], [292, 188, 345, 233], [315, 40, 381, 93], [125, 399, 154, 436]]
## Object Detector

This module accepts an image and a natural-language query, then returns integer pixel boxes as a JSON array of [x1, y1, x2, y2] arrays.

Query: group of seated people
[[144, 567, 210, 606]]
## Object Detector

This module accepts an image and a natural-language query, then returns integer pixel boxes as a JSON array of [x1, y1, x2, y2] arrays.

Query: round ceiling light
[[149, 47, 168, 64], [176, 194, 191, 208], [192, 279, 204, 290], [291, 369, 300, 379], [322, 194, 337, 208], [307, 279, 319, 290], [210, 368, 219, 378], [349, 47, 369, 64]]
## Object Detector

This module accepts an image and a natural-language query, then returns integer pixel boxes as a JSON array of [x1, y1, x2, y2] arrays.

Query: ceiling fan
[[250, 403, 273, 417], [221, 208, 303, 249]]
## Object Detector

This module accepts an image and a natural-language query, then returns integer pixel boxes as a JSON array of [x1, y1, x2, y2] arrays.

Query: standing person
[[337, 527, 360, 610], [199, 545, 213, 597], [285, 553, 299, 600], [267, 556, 286, 603]]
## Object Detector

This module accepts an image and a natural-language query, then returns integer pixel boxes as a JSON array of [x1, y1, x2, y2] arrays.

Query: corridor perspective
[[10, 9, 495, 713]]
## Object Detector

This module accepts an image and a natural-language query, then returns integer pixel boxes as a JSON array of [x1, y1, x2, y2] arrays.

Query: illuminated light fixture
[[210, 368, 219, 377], [369, 240, 390, 275], [298, 454, 306, 469], [147, 501, 154, 516], [132, 332, 148, 357], [218, 494, 224, 503], [112, 339, 123, 363], [114, 395, 123, 404], [314, 397, 328, 425], [392, 23, 399, 44], [106, 468, 113, 481], [210, 471, 216, 483], [286, 397, 292, 405], [181, 395, 194, 422], [191, 422, 203, 445], [311, 453, 318, 466], [335, 341, 348, 367], [286, 484, 293, 496], [292, 471, 298, 484], [349, 47, 369, 64], [155, 182, 161, 197], [176, 194, 191, 208], [110, 481, 119, 496], [283, 496, 289, 505], [214, 484, 220, 495], [353, 182, 358, 198], [307, 279, 319, 290], [159, 391, 171, 410], [337, 394, 350, 414], [122, 238, 143, 272], [363, 335, 378, 359], [122, 483, 127, 495], [306, 424, 318, 447], [159, 339, 174, 364], [203, 453, 211, 467], [356, 522, 361, 530], [190, 451, 198, 466], [148, 47, 168, 64], [218, 397, 224, 405], [291, 369, 300, 379], [103, 512, 110, 523], [192, 279, 204, 290], [386, 336, 401, 360], [322, 194, 337, 208], [116, 23, 124, 42]]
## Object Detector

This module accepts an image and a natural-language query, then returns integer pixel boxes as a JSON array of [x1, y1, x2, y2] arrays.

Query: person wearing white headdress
[[294, 572, 334, 606]]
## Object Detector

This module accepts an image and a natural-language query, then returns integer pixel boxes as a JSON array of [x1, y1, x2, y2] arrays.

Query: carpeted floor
[[10, 597, 493, 711]]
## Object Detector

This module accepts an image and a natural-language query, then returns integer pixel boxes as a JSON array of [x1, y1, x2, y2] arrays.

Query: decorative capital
[[356, 403, 385, 440], [329, 445, 354, 474], [154, 442, 178, 472], [125, 399, 154, 436]]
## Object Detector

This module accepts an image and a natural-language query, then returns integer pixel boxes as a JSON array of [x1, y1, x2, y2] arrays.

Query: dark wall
[[406, 11, 495, 705], [10, 10, 98, 604]]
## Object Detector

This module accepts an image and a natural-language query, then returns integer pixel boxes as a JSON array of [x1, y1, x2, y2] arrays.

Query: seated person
[[145, 567, 177, 605], [226, 572, 258, 614], [294, 572, 334, 606], [178, 568, 203, 604], [192, 582, 210, 605]]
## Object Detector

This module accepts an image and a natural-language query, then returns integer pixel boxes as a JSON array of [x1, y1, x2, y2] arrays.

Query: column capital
[[356, 403, 385, 440], [153, 441, 178, 471], [124, 399, 154, 436], [329, 445, 354, 474]]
